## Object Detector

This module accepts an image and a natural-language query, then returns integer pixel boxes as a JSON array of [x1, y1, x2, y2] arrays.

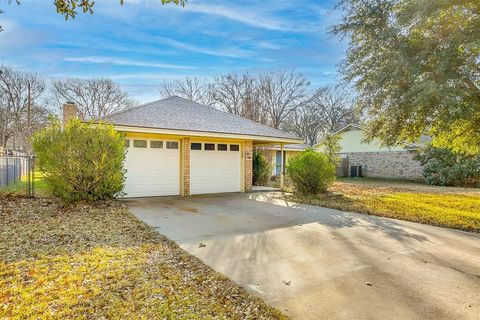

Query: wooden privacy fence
[[0, 154, 36, 197], [336, 157, 349, 177]]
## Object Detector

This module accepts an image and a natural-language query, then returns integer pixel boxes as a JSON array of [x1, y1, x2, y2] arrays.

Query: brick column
[[182, 137, 191, 196], [62, 102, 78, 127], [244, 141, 253, 192]]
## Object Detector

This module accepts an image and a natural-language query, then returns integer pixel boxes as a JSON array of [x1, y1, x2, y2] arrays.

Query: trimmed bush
[[253, 151, 271, 186], [286, 148, 335, 194], [415, 146, 480, 187], [32, 118, 126, 202]]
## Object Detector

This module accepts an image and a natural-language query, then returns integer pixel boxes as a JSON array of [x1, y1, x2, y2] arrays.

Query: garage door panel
[[190, 145, 241, 195], [124, 139, 180, 197]]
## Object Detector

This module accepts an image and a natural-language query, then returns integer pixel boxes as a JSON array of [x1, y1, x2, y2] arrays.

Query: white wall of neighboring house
[[337, 128, 407, 153]]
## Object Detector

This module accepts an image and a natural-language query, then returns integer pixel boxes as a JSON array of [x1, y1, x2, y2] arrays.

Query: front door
[[275, 151, 286, 176]]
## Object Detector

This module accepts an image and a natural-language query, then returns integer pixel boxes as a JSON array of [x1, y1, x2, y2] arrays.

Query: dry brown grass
[[0, 195, 287, 320]]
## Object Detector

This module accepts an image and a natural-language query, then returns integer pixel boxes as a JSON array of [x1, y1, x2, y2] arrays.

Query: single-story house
[[63, 96, 302, 197], [257, 144, 308, 177], [316, 124, 424, 180]]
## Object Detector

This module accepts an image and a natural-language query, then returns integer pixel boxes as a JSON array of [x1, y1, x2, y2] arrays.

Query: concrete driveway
[[127, 193, 480, 320]]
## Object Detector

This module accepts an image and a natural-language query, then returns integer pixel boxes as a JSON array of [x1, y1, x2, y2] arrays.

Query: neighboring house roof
[[99, 96, 301, 142], [331, 123, 364, 136]]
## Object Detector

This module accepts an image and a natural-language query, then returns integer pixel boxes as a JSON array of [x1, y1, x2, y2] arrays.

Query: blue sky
[[0, 0, 345, 102]]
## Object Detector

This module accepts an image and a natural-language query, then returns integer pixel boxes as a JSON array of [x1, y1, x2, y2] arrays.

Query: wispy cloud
[[257, 41, 283, 50], [185, 3, 291, 31], [110, 72, 200, 81], [63, 56, 194, 69], [154, 37, 251, 58]]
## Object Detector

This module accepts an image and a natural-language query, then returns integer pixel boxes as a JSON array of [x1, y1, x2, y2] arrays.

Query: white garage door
[[190, 142, 241, 194], [124, 138, 180, 197]]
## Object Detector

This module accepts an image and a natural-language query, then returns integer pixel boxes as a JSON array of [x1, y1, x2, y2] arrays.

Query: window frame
[[217, 144, 228, 151], [191, 142, 202, 150], [133, 139, 147, 148], [166, 141, 179, 149], [230, 144, 240, 151], [204, 143, 215, 151], [150, 140, 164, 149]]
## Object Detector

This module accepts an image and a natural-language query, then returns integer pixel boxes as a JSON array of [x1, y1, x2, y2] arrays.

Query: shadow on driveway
[[127, 192, 480, 320]]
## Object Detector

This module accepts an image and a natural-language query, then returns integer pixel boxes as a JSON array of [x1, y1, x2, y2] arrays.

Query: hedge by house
[[32, 118, 126, 202], [286, 148, 336, 195], [253, 151, 271, 186], [415, 146, 480, 187]]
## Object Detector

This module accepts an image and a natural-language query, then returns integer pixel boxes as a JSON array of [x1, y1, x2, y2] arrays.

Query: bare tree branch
[[284, 101, 322, 146], [0, 64, 48, 153], [158, 77, 214, 106], [49, 78, 135, 119], [259, 70, 309, 129], [310, 85, 358, 134], [210, 73, 268, 124]]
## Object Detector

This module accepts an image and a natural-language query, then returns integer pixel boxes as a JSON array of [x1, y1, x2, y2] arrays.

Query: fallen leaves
[[0, 195, 288, 319]]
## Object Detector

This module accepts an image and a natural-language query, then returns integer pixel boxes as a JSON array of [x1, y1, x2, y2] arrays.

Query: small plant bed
[[285, 178, 480, 233], [0, 195, 287, 319]]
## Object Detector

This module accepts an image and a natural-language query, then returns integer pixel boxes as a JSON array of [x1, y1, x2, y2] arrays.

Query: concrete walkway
[[127, 192, 480, 320]]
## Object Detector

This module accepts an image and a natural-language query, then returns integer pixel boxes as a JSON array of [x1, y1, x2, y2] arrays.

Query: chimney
[[63, 102, 78, 127]]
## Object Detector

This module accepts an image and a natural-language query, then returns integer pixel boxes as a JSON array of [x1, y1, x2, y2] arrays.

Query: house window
[[217, 144, 227, 151], [133, 140, 147, 148], [166, 141, 178, 149], [125, 139, 130, 148], [204, 143, 215, 151], [230, 144, 239, 151], [150, 140, 163, 149], [191, 143, 202, 150]]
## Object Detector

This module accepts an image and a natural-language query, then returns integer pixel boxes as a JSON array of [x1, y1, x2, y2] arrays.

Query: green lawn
[[0, 172, 48, 196], [0, 195, 287, 319], [287, 178, 480, 232]]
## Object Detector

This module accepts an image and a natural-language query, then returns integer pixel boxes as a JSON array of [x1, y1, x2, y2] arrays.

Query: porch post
[[280, 143, 284, 189]]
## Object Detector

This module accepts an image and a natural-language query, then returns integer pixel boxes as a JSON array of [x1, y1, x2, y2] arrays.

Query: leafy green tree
[[286, 148, 336, 195], [253, 151, 271, 186], [318, 133, 341, 166], [1, 0, 185, 30], [53, 0, 185, 20], [333, 0, 480, 154], [32, 118, 126, 202]]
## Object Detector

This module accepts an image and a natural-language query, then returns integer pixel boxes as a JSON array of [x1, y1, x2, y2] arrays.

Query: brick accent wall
[[244, 141, 253, 192], [182, 137, 191, 196], [346, 150, 423, 180]]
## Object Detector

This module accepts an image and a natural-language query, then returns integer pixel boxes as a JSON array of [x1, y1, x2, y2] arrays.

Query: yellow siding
[[337, 128, 406, 153], [124, 131, 245, 143]]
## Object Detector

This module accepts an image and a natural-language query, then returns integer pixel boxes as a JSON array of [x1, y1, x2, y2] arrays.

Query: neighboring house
[[317, 124, 424, 180], [64, 96, 302, 197], [258, 144, 308, 177]]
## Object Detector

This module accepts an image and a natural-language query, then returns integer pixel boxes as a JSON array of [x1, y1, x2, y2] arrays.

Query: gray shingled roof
[[99, 96, 300, 140], [269, 144, 309, 150]]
